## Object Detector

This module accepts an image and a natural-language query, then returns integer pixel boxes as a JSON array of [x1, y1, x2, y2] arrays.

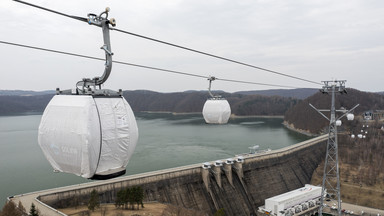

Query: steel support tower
[[310, 80, 358, 216]]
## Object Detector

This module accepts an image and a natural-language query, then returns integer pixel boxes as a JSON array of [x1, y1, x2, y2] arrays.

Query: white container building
[[264, 184, 322, 216]]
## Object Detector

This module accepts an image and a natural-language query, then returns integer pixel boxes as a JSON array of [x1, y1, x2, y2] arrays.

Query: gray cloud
[[1, 0, 383, 92]]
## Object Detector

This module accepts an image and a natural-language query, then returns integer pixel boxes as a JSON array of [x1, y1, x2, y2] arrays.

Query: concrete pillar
[[233, 161, 250, 197], [201, 168, 210, 191], [223, 164, 234, 187], [233, 162, 243, 180], [202, 167, 220, 211], [212, 166, 222, 189]]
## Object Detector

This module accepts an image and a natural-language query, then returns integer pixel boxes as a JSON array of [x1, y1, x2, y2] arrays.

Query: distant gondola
[[202, 76, 231, 124]]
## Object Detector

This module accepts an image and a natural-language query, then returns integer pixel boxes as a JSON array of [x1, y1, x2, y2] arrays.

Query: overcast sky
[[1, 0, 383, 93]]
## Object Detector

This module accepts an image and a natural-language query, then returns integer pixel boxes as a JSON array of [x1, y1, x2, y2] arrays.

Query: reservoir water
[[0, 113, 309, 204]]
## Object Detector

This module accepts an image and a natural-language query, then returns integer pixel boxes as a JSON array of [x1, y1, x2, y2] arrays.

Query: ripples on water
[[0, 112, 309, 203], [239, 121, 264, 125]]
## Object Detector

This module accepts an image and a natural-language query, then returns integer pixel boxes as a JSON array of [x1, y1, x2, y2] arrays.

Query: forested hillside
[[311, 121, 384, 208], [2, 89, 382, 122], [0, 90, 300, 116], [124, 90, 299, 115], [235, 88, 317, 99], [284, 88, 384, 134], [0, 95, 52, 115], [123, 90, 208, 113], [0, 90, 54, 96]]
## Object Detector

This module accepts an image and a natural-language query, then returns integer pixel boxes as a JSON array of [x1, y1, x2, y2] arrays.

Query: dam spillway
[[10, 135, 327, 216]]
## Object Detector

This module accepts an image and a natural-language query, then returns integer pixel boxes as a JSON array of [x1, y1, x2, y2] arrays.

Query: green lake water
[[0, 112, 309, 204]]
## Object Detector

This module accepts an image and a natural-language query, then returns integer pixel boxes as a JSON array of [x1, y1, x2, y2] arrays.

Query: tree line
[[87, 186, 145, 212], [114, 186, 144, 210], [338, 120, 384, 187], [284, 88, 384, 134], [0, 201, 39, 216], [0, 90, 301, 116]]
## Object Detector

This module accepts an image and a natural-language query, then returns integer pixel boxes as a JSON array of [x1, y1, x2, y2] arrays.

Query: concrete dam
[[11, 135, 327, 216]]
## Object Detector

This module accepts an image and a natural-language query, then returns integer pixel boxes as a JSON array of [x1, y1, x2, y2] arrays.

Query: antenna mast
[[310, 80, 359, 216]]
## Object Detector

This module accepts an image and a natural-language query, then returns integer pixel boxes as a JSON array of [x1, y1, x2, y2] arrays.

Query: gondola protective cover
[[38, 95, 138, 179], [202, 99, 231, 124], [93, 97, 138, 175]]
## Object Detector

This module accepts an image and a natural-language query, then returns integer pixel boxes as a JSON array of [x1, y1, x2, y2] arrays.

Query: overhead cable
[[216, 78, 294, 88], [13, 0, 321, 86], [13, 0, 88, 23], [1, 40, 104, 62], [111, 28, 321, 86], [0, 40, 297, 89]]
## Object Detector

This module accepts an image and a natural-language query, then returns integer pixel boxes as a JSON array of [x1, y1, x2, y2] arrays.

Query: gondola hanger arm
[[207, 76, 221, 98], [13, 0, 117, 93]]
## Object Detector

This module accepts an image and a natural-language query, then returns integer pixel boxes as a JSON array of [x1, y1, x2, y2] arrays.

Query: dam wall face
[[39, 137, 326, 215]]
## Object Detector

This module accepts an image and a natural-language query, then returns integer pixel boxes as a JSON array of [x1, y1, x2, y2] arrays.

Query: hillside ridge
[[284, 88, 384, 134], [0, 89, 304, 116]]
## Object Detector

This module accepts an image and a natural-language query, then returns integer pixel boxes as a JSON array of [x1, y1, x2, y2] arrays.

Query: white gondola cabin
[[202, 76, 231, 124], [38, 94, 138, 179], [347, 113, 354, 121], [37, 8, 139, 180], [203, 98, 231, 124]]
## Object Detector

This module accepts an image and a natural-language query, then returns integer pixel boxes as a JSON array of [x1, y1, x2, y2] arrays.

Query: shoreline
[[138, 111, 285, 119], [230, 114, 284, 119], [282, 121, 318, 137]]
